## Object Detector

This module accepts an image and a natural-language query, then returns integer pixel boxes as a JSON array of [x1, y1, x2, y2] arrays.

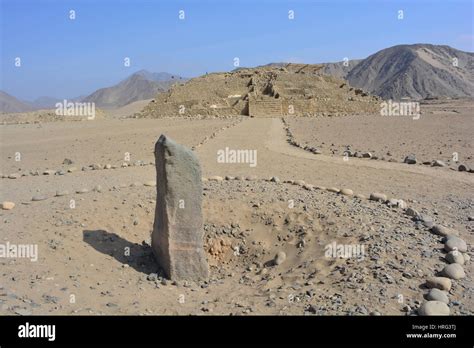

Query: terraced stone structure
[[152, 135, 209, 281], [139, 64, 381, 118]]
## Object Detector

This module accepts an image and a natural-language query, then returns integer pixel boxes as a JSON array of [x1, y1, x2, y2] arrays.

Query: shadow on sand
[[83, 229, 161, 275]]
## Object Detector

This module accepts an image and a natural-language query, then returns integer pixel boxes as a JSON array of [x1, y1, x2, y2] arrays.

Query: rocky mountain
[[321, 59, 362, 80], [322, 44, 474, 100], [133, 70, 185, 83], [0, 91, 34, 113], [82, 70, 186, 108]]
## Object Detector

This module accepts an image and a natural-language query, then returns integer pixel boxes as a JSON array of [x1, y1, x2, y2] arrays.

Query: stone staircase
[[249, 96, 283, 117]]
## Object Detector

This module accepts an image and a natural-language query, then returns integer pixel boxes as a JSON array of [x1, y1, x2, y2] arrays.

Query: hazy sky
[[1, 0, 473, 100]]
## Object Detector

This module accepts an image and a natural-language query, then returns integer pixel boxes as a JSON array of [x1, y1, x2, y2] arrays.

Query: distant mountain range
[[0, 70, 186, 113], [0, 91, 35, 113], [1, 44, 473, 113], [82, 70, 187, 108], [321, 44, 474, 100]]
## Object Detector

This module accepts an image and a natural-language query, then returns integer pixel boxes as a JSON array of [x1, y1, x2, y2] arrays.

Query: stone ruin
[[151, 134, 209, 281], [139, 63, 381, 118]]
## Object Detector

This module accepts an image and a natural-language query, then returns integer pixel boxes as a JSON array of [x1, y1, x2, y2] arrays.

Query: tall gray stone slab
[[152, 134, 209, 281]]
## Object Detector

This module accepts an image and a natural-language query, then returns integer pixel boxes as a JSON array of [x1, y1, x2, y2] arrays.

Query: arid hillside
[[321, 44, 474, 100]]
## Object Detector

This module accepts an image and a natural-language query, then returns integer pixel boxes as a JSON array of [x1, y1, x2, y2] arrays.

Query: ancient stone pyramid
[[139, 63, 381, 118]]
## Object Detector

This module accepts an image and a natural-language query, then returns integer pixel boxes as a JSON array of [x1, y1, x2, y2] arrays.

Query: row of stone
[[275, 178, 470, 315], [1, 180, 158, 210], [207, 175, 408, 209], [2, 119, 244, 181], [2, 160, 154, 181], [281, 118, 473, 172], [3, 171, 469, 316], [281, 119, 322, 155], [203, 174, 470, 315], [191, 119, 243, 151], [205, 175, 408, 207], [403, 154, 473, 172], [418, 224, 469, 316]]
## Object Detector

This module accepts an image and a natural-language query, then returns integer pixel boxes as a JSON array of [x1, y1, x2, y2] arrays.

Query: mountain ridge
[[322, 44, 474, 100], [82, 70, 187, 109]]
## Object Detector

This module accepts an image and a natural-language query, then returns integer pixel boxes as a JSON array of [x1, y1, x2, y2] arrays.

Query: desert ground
[[0, 100, 473, 315]]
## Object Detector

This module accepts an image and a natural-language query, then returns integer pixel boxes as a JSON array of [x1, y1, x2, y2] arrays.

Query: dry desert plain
[[0, 99, 473, 315]]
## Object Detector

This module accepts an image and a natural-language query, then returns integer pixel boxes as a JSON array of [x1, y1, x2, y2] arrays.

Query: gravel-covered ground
[[1, 101, 472, 315], [1, 177, 472, 315]]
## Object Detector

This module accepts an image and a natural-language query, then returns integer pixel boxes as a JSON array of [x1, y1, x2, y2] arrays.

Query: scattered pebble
[[441, 263, 465, 280], [444, 236, 467, 253], [418, 301, 450, 316], [431, 225, 458, 237], [340, 188, 353, 196], [396, 199, 407, 209], [404, 154, 417, 165], [432, 160, 446, 167], [458, 164, 470, 172], [445, 251, 465, 265], [426, 288, 449, 304], [1, 201, 15, 210], [55, 190, 69, 197], [369, 192, 387, 202], [270, 176, 280, 183], [419, 214, 434, 228], [405, 207, 419, 217], [274, 251, 286, 265], [425, 277, 452, 291]]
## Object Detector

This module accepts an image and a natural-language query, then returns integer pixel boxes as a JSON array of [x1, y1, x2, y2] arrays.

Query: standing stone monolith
[[152, 134, 209, 281]]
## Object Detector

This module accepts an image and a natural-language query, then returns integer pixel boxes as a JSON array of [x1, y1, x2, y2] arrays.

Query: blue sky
[[1, 0, 473, 100]]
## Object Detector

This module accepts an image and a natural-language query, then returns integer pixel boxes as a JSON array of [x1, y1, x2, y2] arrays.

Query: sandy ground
[[103, 99, 153, 119], [0, 101, 473, 315], [1, 118, 234, 174], [285, 99, 473, 166]]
